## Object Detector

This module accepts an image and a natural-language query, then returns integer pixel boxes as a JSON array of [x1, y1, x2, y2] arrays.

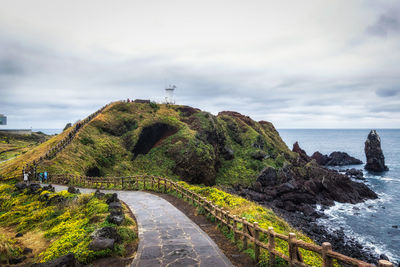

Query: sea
[[278, 129, 400, 262], [32, 129, 63, 135]]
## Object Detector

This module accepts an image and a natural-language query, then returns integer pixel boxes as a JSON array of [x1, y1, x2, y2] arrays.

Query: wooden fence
[[46, 174, 394, 267]]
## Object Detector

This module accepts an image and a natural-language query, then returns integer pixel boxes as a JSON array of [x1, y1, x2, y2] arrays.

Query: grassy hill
[[1, 101, 295, 186], [0, 132, 50, 163]]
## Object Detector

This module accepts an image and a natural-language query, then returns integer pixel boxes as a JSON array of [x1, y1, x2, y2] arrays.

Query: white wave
[[367, 176, 400, 182], [318, 199, 400, 263]]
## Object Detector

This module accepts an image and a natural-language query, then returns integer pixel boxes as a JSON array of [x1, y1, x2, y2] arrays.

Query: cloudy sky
[[0, 0, 399, 129]]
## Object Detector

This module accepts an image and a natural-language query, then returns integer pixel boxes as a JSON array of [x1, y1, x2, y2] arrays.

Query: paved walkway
[[51, 185, 232, 267]]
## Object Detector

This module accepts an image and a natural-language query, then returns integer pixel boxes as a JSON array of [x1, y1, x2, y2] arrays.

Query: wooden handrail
[[44, 174, 394, 267]]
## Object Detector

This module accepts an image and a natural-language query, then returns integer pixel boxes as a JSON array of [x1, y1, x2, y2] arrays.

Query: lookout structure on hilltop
[[165, 85, 176, 104], [0, 114, 6, 125]]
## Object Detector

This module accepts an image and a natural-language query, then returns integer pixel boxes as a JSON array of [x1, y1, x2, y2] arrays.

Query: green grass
[[174, 180, 323, 266], [0, 182, 137, 264]]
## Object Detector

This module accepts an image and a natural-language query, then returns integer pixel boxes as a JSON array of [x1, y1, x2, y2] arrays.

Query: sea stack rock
[[292, 141, 311, 162], [364, 130, 388, 172]]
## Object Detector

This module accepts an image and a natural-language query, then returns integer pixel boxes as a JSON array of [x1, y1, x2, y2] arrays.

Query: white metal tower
[[165, 85, 176, 104]]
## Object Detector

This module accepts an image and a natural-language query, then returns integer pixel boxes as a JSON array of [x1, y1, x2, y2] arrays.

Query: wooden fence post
[[242, 217, 248, 250], [163, 178, 167, 193], [233, 215, 238, 242], [322, 242, 333, 267], [288, 233, 296, 267], [379, 260, 394, 267], [268, 227, 276, 267], [254, 222, 260, 263]]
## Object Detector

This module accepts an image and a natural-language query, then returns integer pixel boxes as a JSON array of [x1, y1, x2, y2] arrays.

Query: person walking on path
[[44, 171, 48, 183]]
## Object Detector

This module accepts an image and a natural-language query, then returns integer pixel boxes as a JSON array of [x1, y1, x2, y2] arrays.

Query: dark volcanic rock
[[15, 182, 27, 191], [47, 195, 67, 205], [222, 146, 234, 160], [177, 105, 201, 117], [32, 253, 81, 267], [23, 247, 33, 254], [89, 237, 115, 251], [252, 160, 377, 210], [256, 167, 278, 186], [42, 184, 55, 192], [228, 185, 380, 264], [108, 214, 124, 225], [109, 201, 123, 216], [311, 151, 330, 165], [28, 183, 42, 194], [251, 150, 268, 160], [326, 152, 363, 166], [106, 193, 119, 204], [91, 226, 120, 243], [9, 256, 27, 264], [345, 168, 364, 180], [312, 151, 362, 166], [94, 189, 105, 198], [365, 130, 388, 172], [292, 141, 311, 162], [67, 186, 80, 194]]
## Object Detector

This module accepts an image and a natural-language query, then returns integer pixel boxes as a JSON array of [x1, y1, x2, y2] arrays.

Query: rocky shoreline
[[228, 185, 380, 264], [269, 203, 380, 264], [227, 138, 393, 265]]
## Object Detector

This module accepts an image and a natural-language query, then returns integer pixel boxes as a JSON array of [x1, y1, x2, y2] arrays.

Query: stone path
[[51, 185, 232, 267]]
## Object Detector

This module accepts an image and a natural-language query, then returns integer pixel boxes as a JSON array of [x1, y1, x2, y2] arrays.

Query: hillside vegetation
[[0, 132, 50, 164], [0, 101, 378, 266], [0, 182, 137, 265], [0, 101, 295, 186], [0, 127, 75, 179]]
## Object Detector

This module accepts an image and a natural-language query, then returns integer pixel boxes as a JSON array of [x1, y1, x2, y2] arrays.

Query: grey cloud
[[369, 103, 400, 113], [0, 58, 25, 76], [376, 88, 400, 97], [366, 13, 400, 37], [1, 21, 400, 129]]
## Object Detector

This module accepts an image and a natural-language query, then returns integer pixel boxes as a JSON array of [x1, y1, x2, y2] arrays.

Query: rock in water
[[311, 151, 362, 166], [365, 130, 388, 172], [311, 151, 330, 165], [326, 152, 363, 166], [345, 168, 364, 180]]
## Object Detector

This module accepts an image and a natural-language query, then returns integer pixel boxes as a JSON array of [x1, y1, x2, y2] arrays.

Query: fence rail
[[43, 174, 395, 267]]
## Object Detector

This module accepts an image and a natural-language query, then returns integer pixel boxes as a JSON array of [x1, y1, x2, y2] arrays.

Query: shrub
[[80, 137, 94, 145]]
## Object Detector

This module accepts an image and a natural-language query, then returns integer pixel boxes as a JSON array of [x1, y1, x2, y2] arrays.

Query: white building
[[0, 114, 6, 125], [165, 85, 176, 104]]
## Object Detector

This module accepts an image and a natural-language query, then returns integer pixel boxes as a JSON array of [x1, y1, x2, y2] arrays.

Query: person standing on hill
[[24, 171, 28, 184]]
